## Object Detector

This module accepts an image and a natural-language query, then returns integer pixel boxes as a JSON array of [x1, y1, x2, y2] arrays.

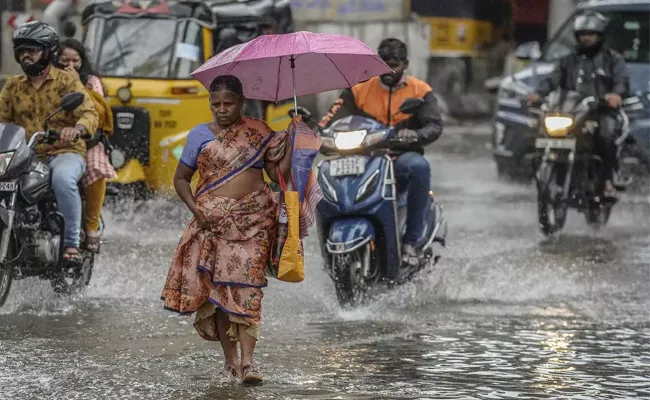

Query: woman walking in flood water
[[161, 75, 291, 384]]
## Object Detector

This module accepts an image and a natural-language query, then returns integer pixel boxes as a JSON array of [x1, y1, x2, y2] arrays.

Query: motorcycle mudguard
[[326, 218, 376, 254], [536, 161, 553, 184]]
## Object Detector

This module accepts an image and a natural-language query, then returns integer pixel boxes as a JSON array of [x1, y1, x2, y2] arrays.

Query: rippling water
[[0, 124, 649, 399]]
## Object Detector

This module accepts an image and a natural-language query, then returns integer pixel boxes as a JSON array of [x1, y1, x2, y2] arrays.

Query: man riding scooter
[[319, 38, 444, 266], [0, 21, 98, 263], [528, 11, 630, 199]]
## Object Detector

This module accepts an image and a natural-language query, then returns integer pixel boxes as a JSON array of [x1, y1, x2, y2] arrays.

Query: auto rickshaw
[[80, 0, 295, 196], [411, 0, 515, 95]]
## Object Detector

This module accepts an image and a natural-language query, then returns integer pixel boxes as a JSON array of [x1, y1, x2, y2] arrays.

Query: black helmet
[[573, 11, 608, 35], [13, 21, 60, 76]]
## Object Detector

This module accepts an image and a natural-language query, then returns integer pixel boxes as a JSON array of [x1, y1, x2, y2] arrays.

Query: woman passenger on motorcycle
[[58, 39, 117, 252], [161, 75, 305, 383]]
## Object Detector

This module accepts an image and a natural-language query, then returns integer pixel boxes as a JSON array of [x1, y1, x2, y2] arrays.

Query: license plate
[[0, 182, 16, 192], [329, 156, 366, 177], [535, 138, 576, 150]]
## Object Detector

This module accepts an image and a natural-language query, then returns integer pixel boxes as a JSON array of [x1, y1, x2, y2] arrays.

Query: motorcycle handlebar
[[37, 130, 83, 146], [529, 95, 609, 113]]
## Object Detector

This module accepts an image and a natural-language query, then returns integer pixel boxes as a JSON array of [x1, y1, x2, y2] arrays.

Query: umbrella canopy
[[191, 31, 391, 102]]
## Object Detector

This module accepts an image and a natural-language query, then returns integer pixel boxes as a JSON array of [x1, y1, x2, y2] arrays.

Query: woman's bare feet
[[241, 364, 263, 384]]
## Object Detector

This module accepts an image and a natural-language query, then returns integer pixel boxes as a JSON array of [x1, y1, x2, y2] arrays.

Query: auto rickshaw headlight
[[544, 116, 573, 137], [117, 86, 132, 103]]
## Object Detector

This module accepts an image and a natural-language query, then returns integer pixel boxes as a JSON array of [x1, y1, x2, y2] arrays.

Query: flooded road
[[1, 123, 649, 399]]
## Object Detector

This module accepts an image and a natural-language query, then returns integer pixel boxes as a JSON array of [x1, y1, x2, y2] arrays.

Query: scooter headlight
[[0, 151, 15, 176], [334, 130, 367, 150], [544, 116, 573, 137], [356, 170, 381, 203]]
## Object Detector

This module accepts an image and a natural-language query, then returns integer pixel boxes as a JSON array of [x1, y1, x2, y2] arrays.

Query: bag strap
[[276, 167, 294, 191]]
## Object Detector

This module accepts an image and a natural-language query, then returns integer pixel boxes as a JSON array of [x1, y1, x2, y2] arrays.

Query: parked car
[[490, 0, 650, 182]]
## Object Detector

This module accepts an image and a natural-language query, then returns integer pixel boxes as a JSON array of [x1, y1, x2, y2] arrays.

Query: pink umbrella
[[191, 31, 391, 110]]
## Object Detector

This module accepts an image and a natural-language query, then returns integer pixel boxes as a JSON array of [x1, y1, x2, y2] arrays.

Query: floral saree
[[161, 116, 287, 341]]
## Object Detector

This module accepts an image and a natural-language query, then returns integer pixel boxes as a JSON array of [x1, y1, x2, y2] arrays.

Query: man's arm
[[537, 56, 568, 98], [610, 52, 630, 98], [413, 91, 443, 145], [318, 88, 361, 128], [0, 80, 14, 123], [68, 79, 98, 136]]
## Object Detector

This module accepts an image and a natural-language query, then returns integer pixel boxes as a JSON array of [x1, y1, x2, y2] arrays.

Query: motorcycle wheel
[[51, 253, 94, 296], [0, 233, 17, 308], [333, 250, 367, 308], [0, 262, 14, 308], [537, 165, 568, 236], [585, 204, 612, 228]]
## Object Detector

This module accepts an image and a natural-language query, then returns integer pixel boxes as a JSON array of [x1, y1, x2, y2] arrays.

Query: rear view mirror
[[399, 98, 424, 115], [62, 21, 77, 38], [516, 41, 541, 61], [110, 148, 126, 170], [61, 92, 85, 112]]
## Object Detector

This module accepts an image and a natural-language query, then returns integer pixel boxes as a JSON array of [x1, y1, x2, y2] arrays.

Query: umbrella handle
[[290, 55, 297, 117]]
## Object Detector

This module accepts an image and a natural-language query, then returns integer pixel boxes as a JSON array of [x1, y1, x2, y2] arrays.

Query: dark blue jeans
[[394, 152, 431, 246]]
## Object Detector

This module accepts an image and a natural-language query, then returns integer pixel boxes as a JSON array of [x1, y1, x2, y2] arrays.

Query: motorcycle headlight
[[356, 169, 380, 203], [334, 130, 367, 150], [544, 116, 573, 137], [0, 151, 15, 176]]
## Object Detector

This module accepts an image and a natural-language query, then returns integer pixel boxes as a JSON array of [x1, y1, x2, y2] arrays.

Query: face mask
[[20, 57, 49, 76], [16, 47, 49, 77]]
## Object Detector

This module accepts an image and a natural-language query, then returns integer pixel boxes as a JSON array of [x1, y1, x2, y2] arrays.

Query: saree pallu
[[161, 117, 287, 341]]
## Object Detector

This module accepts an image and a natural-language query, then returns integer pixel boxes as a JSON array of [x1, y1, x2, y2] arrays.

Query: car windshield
[[85, 17, 204, 79], [542, 10, 649, 64]]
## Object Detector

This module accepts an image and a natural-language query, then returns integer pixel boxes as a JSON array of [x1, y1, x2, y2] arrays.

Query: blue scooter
[[302, 98, 448, 307]]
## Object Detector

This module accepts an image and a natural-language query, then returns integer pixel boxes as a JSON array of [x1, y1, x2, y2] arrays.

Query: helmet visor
[[14, 42, 44, 52]]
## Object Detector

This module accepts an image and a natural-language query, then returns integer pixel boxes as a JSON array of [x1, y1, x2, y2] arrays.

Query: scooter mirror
[[399, 98, 424, 115]]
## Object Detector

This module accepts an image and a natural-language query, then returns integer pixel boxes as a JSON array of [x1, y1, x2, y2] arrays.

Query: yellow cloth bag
[[266, 168, 304, 283]]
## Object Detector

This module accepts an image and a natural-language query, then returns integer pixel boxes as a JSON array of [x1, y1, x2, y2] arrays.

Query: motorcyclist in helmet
[[319, 38, 444, 267], [528, 11, 630, 198], [0, 21, 99, 263]]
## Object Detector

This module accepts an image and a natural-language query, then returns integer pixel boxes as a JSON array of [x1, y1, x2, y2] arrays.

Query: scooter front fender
[[326, 218, 375, 254]]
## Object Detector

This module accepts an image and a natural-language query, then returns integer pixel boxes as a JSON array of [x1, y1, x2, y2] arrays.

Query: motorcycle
[[0, 92, 110, 307], [532, 90, 623, 235], [304, 98, 448, 307]]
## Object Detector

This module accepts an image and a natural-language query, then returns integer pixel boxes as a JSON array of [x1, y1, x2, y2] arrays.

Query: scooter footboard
[[326, 218, 375, 254]]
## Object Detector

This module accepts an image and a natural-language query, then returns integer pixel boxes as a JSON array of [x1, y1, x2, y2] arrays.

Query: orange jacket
[[319, 75, 443, 150], [352, 76, 433, 125]]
